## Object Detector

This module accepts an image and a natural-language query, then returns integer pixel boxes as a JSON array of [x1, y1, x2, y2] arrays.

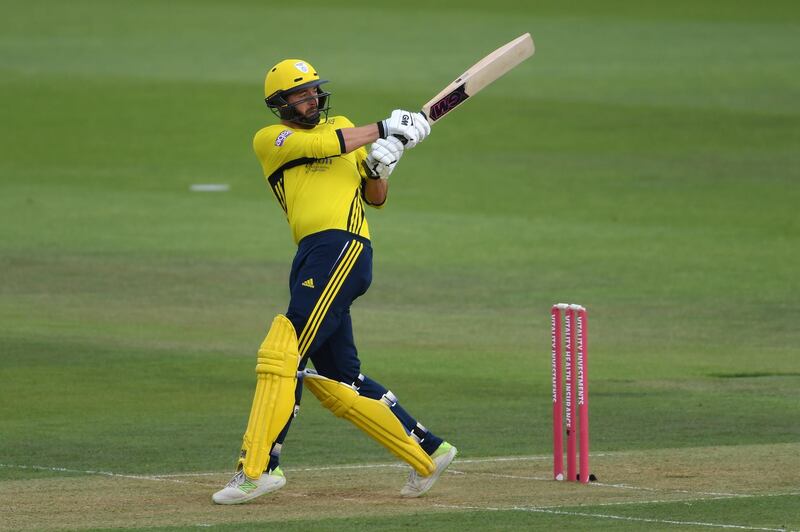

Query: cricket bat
[[421, 33, 535, 124]]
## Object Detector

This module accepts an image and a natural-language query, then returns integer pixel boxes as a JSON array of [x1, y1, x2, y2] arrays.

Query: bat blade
[[422, 33, 535, 124]]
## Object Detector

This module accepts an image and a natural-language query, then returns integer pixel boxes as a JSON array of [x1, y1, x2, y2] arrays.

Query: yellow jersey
[[253, 116, 381, 244]]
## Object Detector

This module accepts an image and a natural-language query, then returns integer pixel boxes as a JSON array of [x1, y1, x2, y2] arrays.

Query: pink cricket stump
[[565, 306, 577, 482], [577, 307, 590, 484], [551, 305, 564, 481]]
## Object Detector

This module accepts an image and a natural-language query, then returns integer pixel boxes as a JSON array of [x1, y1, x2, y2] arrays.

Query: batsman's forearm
[[339, 124, 381, 154], [364, 176, 388, 206]]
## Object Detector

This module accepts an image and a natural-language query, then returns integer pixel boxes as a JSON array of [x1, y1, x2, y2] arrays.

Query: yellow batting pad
[[238, 315, 300, 479], [303, 373, 435, 476]]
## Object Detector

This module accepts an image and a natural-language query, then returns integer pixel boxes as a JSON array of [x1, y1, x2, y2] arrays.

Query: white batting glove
[[380, 109, 420, 148], [364, 136, 405, 179], [411, 112, 430, 144]]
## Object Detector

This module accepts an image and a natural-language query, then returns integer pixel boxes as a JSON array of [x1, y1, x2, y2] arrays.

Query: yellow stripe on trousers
[[298, 240, 364, 357]]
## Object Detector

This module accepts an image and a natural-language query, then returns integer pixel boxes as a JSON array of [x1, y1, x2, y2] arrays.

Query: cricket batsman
[[212, 59, 457, 504]]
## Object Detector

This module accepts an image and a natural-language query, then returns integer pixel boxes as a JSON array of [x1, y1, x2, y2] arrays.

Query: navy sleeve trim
[[335, 129, 346, 153]]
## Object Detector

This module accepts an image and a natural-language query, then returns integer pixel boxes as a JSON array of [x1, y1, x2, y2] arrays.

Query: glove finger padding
[[383, 135, 405, 156], [412, 112, 431, 141], [371, 136, 404, 166], [365, 136, 404, 179], [370, 146, 394, 167]]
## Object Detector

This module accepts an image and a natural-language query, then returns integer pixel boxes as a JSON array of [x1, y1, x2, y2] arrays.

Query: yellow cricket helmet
[[264, 59, 330, 125]]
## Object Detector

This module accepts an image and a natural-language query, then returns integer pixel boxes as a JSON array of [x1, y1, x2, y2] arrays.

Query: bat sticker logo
[[428, 84, 469, 121]]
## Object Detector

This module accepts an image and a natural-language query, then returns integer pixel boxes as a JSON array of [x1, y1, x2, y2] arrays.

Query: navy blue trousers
[[266, 230, 442, 470]]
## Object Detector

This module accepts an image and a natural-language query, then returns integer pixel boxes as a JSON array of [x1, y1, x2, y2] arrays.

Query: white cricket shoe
[[212, 467, 286, 505], [400, 442, 457, 498]]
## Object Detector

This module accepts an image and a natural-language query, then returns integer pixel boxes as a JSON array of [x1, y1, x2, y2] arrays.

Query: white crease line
[[140, 455, 560, 478], [287, 463, 407, 473], [451, 452, 614, 465], [450, 469, 549, 481], [434, 504, 791, 531], [592, 480, 740, 497], [0, 453, 613, 480], [153, 472, 222, 478], [532, 491, 800, 510], [151, 464, 405, 478], [580, 491, 800, 508], [458, 469, 746, 498], [0, 464, 192, 484], [453, 455, 548, 464]]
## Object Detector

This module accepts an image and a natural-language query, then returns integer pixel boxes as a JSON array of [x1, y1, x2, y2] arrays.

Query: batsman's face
[[286, 88, 319, 118]]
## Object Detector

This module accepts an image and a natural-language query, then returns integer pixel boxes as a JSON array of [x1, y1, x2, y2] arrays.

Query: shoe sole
[[400, 446, 458, 498]]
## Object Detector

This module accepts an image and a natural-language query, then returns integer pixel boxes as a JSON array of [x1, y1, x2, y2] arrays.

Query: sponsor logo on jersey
[[275, 129, 293, 146]]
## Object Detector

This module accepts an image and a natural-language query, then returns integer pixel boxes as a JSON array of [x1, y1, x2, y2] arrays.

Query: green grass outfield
[[1, 0, 799, 530]]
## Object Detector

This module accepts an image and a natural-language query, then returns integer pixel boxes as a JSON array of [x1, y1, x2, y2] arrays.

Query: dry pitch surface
[[3, 443, 799, 530]]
